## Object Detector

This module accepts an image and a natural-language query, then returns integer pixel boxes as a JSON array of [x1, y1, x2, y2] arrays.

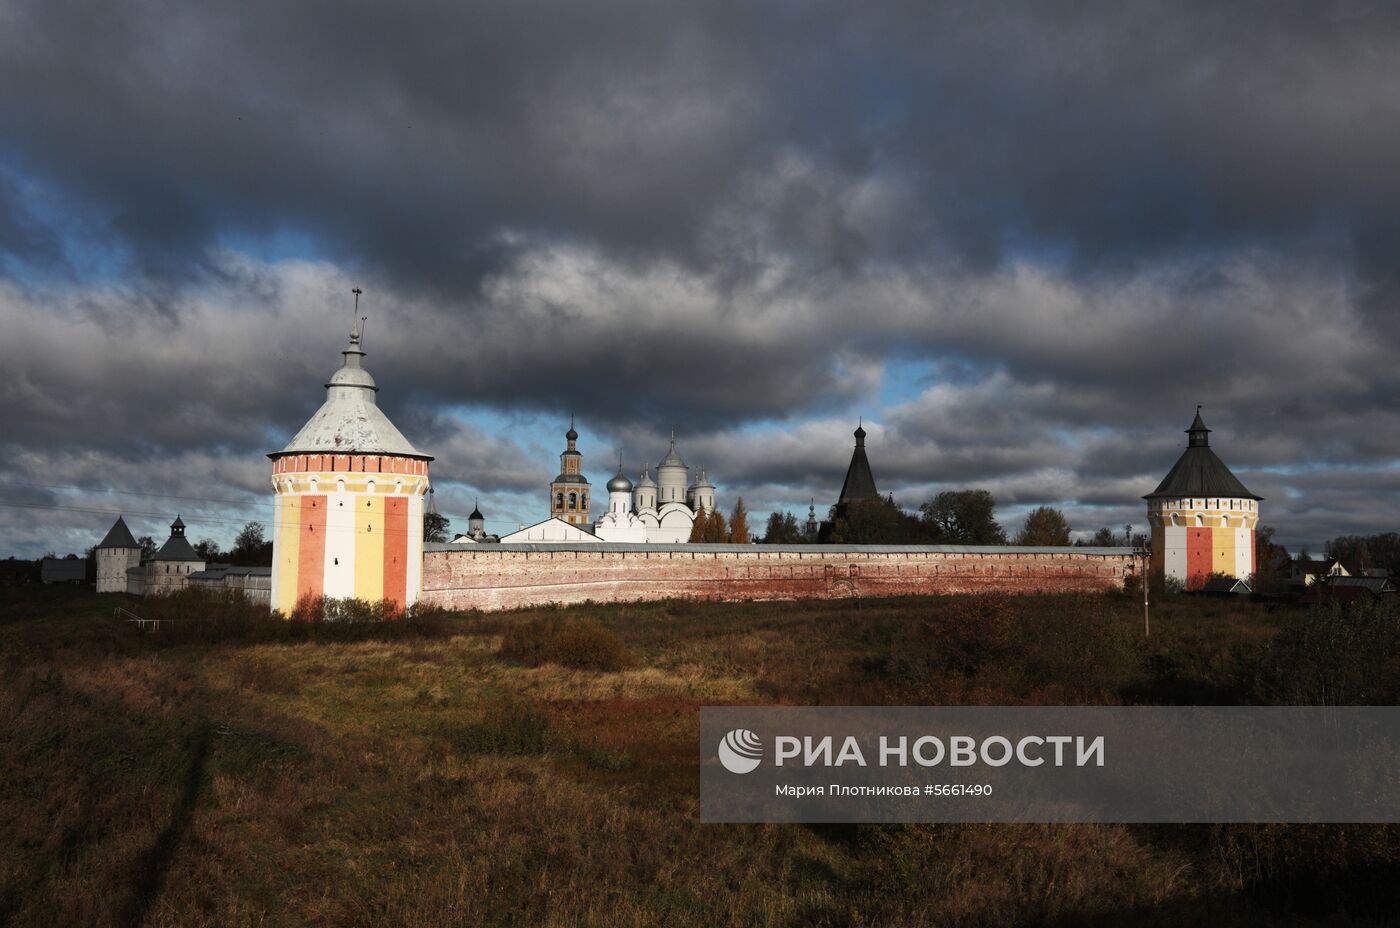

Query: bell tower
[[550, 416, 591, 525]]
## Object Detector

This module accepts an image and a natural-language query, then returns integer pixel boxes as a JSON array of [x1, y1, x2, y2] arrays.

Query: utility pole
[[1141, 543, 1151, 639]]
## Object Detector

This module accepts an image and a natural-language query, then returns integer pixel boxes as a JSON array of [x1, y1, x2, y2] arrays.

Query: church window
[[569, 493, 577, 510], [581, 494, 588, 509], [556, 492, 564, 510]]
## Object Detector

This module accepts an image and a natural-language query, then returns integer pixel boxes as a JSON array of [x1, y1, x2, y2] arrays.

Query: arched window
[[569, 492, 577, 510], [580, 493, 588, 510], [1195, 515, 1204, 527], [556, 492, 564, 510]]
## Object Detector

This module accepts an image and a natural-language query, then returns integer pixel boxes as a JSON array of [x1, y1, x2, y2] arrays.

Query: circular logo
[[718, 728, 763, 774]]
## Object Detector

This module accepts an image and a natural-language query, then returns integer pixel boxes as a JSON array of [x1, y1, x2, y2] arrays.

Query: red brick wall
[[421, 547, 1138, 612]]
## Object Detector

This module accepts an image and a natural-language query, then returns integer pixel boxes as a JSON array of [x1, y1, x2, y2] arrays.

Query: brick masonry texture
[[421, 544, 1139, 612]]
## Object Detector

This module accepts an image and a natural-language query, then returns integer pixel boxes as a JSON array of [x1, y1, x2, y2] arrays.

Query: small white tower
[[633, 467, 658, 513], [94, 515, 142, 593], [468, 500, 486, 540], [655, 430, 688, 505], [594, 460, 648, 542], [606, 460, 634, 516], [691, 467, 716, 513], [147, 515, 205, 596]]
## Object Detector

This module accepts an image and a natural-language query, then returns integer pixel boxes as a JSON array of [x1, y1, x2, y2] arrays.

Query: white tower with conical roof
[[655, 430, 688, 505], [1144, 408, 1261, 590], [94, 515, 142, 593], [268, 293, 433, 613], [632, 467, 657, 513]]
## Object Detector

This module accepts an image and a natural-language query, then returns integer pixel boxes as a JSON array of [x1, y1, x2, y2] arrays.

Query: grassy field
[[1, 586, 1397, 927]]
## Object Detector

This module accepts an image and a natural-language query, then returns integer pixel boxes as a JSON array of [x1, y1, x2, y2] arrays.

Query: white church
[[455, 424, 718, 545]]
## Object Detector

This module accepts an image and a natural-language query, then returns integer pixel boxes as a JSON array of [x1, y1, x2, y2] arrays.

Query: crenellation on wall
[[421, 543, 1139, 612]]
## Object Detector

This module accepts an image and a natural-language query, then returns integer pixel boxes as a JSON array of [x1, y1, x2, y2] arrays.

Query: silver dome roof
[[276, 324, 430, 460], [657, 430, 686, 468]]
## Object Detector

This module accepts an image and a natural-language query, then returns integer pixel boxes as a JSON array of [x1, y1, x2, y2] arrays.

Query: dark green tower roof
[[95, 515, 140, 550], [1143, 408, 1262, 501], [837, 422, 879, 506]]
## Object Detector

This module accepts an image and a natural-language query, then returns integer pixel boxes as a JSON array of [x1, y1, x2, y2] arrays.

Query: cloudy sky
[[3, 1, 1399, 556]]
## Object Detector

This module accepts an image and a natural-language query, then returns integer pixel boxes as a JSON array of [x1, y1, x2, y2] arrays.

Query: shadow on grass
[[115, 724, 211, 928]]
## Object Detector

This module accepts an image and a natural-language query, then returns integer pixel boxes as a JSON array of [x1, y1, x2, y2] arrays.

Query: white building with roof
[[626, 432, 717, 543], [593, 462, 649, 543], [124, 515, 206, 596], [499, 518, 600, 543]]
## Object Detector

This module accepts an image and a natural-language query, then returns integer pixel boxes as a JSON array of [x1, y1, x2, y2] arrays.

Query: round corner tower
[[1144, 408, 1261, 590], [268, 309, 433, 614]]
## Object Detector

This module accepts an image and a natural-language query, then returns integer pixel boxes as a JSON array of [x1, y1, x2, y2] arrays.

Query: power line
[[0, 480, 260, 508], [0, 484, 534, 530], [0, 499, 442, 541]]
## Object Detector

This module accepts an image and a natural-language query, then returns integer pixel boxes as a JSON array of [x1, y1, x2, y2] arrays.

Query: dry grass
[[1, 585, 1397, 926], [500, 616, 635, 672]]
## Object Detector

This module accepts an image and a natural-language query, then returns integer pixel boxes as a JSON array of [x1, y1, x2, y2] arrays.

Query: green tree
[[829, 496, 934, 545], [1077, 527, 1119, 547], [1326, 532, 1400, 577], [1252, 524, 1289, 592], [919, 490, 1007, 544], [137, 535, 157, 560], [1014, 507, 1071, 546], [729, 498, 750, 544], [193, 538, 224, 561], [231, 521, 274, 566], [760, 511, 804, 544], [424, 511, 451, 543]]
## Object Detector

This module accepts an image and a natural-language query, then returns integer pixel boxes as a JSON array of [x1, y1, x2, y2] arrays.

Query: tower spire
[[350, 287, 364, 345], [1186, 405, 1211, 447]]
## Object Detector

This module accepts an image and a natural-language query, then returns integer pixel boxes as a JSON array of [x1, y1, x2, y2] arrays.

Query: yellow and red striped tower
[[268, 300, 433, 613], [1144, 408, 1261, 590]]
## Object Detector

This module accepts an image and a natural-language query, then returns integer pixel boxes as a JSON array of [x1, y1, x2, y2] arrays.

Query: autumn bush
[[499, 616, 634, 671]]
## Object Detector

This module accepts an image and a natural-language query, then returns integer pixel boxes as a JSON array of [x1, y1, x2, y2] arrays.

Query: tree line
[[752, 490, 1143, 547]]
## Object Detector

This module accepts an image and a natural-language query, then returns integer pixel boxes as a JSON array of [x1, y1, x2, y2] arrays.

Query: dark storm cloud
[[2, 0, 1399, 553], [6, 2, 1400, 288]]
